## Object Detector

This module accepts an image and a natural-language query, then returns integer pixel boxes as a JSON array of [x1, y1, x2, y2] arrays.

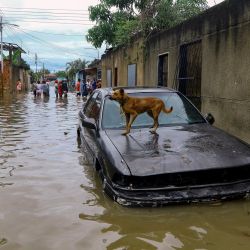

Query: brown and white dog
[[110, 88, 173, 135]]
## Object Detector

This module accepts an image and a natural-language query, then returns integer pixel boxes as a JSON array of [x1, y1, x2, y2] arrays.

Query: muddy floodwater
[[0, 90, 250, 250]]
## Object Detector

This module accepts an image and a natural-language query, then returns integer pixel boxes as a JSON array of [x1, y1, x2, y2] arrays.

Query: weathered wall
[[201, 0, 250, 143], [102, 38, 144, 87], [0, 60, 30, 95], [1, 61, 12, 94], [101, 0, 250, 143]]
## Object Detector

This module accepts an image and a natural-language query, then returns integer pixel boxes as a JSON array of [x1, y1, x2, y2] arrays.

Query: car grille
[[123, 165, 250, 189]]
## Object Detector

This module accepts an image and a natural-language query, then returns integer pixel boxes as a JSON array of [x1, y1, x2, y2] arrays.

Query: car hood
[[105, 124, 250, 176]]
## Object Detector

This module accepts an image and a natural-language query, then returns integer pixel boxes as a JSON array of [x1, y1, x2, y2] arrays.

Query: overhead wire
[[11, 25, 96, 59], [0, 7, 98, 70], [2, 19, 70, 69], [1, 10, 89, 15], [5, 15, 90, 21], [4, 19, 93, 25], [20, 28, 85, 37], [0, 6, 89, 12], [3, 25, 60, 69], [0, 7, 93, 25]]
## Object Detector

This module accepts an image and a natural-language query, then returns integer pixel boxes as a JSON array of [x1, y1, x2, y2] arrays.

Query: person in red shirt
[[75, 78, 81, 97], [58, 80, 63, 98]]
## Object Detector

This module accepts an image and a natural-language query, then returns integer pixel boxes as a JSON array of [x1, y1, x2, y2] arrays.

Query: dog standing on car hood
[[110, 88, 173, 135]]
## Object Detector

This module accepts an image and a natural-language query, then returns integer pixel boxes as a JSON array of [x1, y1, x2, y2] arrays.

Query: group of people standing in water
[[31, 80, 50, 97], [54, 80, 68, 98], [31, 78, 101, 99], [75, 78, 101, 98]]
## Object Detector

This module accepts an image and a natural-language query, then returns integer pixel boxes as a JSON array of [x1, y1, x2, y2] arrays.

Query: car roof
[[98, 86, 177, 96]]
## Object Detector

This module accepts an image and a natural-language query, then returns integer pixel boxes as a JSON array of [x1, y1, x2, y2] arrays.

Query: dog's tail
[[162, 105, 173, 114]]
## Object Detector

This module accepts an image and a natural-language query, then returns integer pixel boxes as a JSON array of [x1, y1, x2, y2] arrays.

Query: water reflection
[[55, 96, 69, 109]]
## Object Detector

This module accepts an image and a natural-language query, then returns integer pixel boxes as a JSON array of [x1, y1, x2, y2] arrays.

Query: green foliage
[[87, 0, 208, 48], [56, 71, 67, 78], [29, 68, 50, 82], [3, 49, 30, 70], [18, 58, 30, 70], [66, 58, 88, 80], [114, 19, 139, 46], [12, 50, 21, 65]]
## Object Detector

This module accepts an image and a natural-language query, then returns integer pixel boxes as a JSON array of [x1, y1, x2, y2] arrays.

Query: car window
[[84, 92, 101, 121], [102, 92, 205, 129]]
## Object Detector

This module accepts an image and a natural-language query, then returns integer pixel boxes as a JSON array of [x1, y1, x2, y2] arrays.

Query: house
[[75, 59, 101, 83], [0, 42, 30, 95]]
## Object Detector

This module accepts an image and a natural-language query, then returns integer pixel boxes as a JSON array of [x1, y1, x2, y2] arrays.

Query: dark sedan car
[[77, 87, 250, 207]]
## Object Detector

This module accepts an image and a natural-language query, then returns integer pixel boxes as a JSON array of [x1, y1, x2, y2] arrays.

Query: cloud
[[1, 0, 100, 71]]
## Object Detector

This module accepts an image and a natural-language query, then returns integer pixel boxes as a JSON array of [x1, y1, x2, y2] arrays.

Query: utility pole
[[1, 16, 3, 74], [35, 53, 37, 80], [0, 17, 19, 75], [42, 63, 45, 80]]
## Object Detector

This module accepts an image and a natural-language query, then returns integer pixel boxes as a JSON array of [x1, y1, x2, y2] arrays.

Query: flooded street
[[0, 90, 250, 250]]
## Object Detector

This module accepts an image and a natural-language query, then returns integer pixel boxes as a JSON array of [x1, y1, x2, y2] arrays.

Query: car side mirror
[[204, 113, 215, 125], [82, 117, 96, 130]]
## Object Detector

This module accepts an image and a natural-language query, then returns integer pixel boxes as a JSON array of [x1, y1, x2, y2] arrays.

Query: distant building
[[44, 74, 57, 82], [0, 42, 29, 95], [75, 59, 101, 83]]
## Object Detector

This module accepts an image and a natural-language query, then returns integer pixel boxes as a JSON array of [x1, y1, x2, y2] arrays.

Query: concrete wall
[[101, 0, 250, 143], [102, 38, 144, 87]]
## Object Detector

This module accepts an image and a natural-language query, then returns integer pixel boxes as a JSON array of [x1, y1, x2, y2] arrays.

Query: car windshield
[[102, 92, 206, 129]]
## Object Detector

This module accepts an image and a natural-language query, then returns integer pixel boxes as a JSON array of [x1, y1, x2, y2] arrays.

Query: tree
[[56, 71, 67, 78], [29, 68, 50, 82], [66, 58, 88, 80], [87, 0, 208, 48]]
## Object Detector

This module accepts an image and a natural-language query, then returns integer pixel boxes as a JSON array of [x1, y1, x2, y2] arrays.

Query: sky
[[0, 0, 224, 72]]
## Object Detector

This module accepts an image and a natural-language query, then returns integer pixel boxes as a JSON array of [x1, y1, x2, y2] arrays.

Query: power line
[[20, 28, 85, 37], [3, 13, 90, 19], [2, 10, 89, 16], [5, 19, 93, 26], [0, 6, 89, 12], [5, 16, 91, 22], [12, 26, 96, 59], [5, 23, 96, 60], [5, 19, 93, 25], [0, 9, 99, 71], [2, 20, 85, 70], [2, 13, 89, 19]]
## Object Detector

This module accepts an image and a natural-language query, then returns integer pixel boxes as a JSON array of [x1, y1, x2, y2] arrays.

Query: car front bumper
[[102, 178, 250, 207]]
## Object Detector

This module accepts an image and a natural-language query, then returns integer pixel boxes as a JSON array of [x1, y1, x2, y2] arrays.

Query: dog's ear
[[119, 88, 124, 95]]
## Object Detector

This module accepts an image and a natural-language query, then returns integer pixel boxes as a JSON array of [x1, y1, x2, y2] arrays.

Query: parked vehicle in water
[[77, 87, 250, 207]]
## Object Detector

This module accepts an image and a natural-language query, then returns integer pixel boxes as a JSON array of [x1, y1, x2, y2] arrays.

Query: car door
[[80, 91, 102, 163]]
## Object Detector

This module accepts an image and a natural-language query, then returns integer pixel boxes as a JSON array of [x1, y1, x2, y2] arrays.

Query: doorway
[[114, 67, 118, 87], [174, 40, 202, 110], [158, 53, 169, 87]]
